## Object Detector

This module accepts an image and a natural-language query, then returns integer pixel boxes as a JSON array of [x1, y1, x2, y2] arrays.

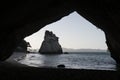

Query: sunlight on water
[[16, 52, 116, 70]]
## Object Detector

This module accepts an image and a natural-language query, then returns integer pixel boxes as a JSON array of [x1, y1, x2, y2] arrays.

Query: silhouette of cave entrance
[[0, 1, 119, 80], [0, 1, 120, 66], [25, 12, 107, 53], [21, 12, 116, 69]]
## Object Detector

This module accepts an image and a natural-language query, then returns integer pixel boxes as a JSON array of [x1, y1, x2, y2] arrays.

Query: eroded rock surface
[[0, 0, 120, 64], [39, 30, 63, 54], [15, 40, 31, 52]]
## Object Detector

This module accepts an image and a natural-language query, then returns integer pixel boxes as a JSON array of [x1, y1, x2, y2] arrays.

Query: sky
[[24, 11, 107, 50]]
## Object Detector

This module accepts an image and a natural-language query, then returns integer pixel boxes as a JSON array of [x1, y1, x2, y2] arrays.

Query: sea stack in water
[[39, 30, 63, 54]]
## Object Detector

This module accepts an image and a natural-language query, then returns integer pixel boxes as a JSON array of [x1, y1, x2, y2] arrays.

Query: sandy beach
[[0, 52, 29, 67], [0, 52, 119, 80]]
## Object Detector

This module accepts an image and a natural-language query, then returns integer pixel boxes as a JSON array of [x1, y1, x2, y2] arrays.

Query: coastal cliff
[[15, 40, 31, 52], [39, 30, 63, 54]]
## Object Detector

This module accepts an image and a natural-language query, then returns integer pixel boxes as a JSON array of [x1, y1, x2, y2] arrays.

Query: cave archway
[[20, 12, 116, 70], [25, 12, 107, 51], [0, 0, 120, 65]]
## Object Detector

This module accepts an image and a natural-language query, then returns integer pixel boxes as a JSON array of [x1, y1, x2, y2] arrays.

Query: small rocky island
[[39, 30, 63, 54]]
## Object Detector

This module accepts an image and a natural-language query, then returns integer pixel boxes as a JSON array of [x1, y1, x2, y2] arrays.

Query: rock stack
[[39, 30, 63, 54]]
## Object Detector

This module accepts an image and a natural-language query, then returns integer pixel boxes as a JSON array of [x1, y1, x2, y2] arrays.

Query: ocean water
[[16, 52, 116, 70]]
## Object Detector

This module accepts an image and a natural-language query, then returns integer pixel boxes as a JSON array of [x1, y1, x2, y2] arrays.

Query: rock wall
[[15, 40, 31, 52], [39, 30, 63, 54], [0, 0, 120, 64]]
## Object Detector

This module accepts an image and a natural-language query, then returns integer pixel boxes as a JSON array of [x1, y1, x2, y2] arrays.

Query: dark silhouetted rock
[[57, 64, 65, 68], [15, 40, 31, 52], [64, 52, 69, 54], [39, 30, 63, 54]]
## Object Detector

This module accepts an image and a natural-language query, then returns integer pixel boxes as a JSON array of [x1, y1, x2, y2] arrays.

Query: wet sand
[[0, 52, 119, 80]]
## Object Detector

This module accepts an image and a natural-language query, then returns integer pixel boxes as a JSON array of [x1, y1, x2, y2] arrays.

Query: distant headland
[[62, 48, 107, 52]]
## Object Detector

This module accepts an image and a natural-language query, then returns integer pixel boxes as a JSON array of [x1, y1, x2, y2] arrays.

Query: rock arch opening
[[0, 1, 120, 79], [16, 12, 116, 70], [25, 12, 108, 51]]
